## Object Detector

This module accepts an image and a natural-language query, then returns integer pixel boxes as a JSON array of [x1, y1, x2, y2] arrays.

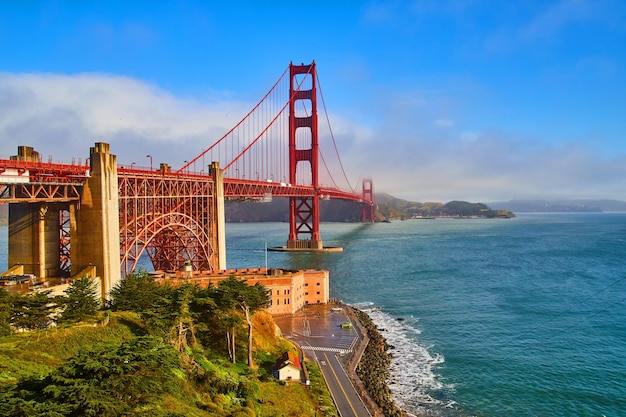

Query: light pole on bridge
[[146, 154, 152, 171]]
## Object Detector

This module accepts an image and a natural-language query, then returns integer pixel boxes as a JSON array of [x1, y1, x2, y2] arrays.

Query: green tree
[[45, 336, 180, 416], [0, 287, 12, 336], [0, 336, 181, 417], [10, 290, 56, 330], [57, 276, 100, 323], [110, 273, 207, 353], [108, 269, 160, 312], [136, 283, 178, 336], [164, 284, 199, 356], [189, 285, 220, 349], [217, 277, 270, 367]]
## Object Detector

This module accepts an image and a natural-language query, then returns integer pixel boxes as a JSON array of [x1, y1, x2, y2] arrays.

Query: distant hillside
[[374, 193, 514, 220], [225, 194, 513, 222], [489, 199, 626, 213]]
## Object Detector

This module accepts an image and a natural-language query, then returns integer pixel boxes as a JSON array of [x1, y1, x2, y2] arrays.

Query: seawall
[[348, 306, 410, 417]]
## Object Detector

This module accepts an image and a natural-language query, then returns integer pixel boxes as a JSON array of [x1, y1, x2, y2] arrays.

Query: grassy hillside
[[0, 310, 336, 417]]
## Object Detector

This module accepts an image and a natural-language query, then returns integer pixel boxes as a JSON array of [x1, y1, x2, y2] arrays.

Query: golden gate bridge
[[0, 62, 375, 298]]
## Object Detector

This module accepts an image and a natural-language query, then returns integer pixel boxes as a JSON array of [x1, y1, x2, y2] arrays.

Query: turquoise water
[[225, 214, 626, 417], [2, 213, 625, 416]]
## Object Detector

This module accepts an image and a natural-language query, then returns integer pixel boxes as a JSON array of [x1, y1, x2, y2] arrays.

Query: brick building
[[155, 267, 329, 316]]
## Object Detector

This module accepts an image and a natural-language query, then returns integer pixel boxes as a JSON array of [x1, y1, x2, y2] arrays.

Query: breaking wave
[[353, 303, 463, 416]]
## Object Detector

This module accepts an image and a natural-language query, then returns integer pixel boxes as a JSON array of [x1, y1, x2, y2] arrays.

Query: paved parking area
[[274, 303, 359, 357], [274, 303, 372, 417]]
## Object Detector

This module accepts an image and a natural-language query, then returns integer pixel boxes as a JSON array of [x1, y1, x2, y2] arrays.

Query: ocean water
[[2, 213, 625, 416], [224, 214, 626, 417]]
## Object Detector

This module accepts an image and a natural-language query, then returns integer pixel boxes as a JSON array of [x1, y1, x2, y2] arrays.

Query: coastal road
[[316, 350, 370, 417], [275, 305, 371, 417]]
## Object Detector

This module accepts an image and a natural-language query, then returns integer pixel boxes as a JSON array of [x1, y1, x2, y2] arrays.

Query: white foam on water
[[358, 305, 459, 416]]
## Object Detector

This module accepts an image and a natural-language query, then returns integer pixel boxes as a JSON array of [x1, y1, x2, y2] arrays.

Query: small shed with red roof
[[274, 351, 302, 381]]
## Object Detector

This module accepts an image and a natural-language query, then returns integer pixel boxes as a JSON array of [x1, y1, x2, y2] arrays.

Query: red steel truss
[[59, 209, 71, 275], [0, 159, 88, 203], [118, 169, 219, 276]]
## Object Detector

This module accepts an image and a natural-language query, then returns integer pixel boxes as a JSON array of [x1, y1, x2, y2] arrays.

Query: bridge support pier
[[8, 203, 66, 278], [210, 161, 227, 270], [7, 146, 68, 278], [70, 143, 121, 301]]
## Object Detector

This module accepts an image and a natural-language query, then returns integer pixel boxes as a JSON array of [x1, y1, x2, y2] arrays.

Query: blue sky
[[1, 0, 625, 202]]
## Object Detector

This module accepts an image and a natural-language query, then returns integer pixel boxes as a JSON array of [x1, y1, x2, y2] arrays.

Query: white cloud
[[335, 115, 626, 202], [0, 72, 251, 166]]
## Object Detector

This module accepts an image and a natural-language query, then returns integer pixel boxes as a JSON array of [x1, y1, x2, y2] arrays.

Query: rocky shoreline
[[348, 306, 409, 417]]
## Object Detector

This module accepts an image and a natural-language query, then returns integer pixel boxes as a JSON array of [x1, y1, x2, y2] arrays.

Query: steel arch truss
[[118, 172, 218, 276]]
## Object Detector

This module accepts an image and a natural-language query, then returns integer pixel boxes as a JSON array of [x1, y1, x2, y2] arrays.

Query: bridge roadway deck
[[274, 304, 375, 417]]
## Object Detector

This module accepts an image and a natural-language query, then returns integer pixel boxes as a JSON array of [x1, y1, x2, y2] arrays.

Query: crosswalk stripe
[[300, 346, 352, 354]]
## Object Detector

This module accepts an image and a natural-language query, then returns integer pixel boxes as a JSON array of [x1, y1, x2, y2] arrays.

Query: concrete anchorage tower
[[70, 142, 121, 301]]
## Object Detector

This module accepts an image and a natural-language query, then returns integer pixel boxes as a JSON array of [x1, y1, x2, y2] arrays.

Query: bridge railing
[[0, 159, 91, 184]]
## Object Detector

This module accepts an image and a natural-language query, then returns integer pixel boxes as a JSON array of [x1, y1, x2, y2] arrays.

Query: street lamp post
[[131, 162, 136, 169], [146, 154, 152, 171]]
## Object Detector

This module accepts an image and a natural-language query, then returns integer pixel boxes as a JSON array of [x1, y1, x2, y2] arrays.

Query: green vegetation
[[375, 193, 515, 220], [0, 271, 335, 416], [57, 276, 100, 323], [305, 362, 336, 415]]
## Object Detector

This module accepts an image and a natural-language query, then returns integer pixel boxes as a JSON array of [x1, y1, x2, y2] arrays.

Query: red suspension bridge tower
[[287, 62, 324, 250]]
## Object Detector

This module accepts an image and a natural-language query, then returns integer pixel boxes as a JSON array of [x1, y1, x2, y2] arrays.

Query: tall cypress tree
[[217, 277, 270, 367]]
